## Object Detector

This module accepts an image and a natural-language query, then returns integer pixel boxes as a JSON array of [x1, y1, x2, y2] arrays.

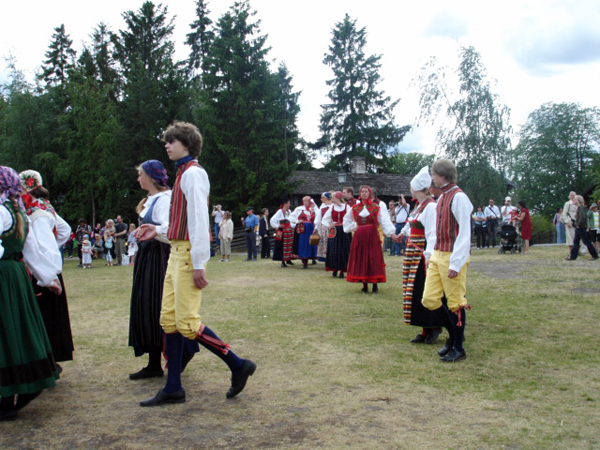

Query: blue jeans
[[391, 223, 406, 255], [214, 223, 221, 247]]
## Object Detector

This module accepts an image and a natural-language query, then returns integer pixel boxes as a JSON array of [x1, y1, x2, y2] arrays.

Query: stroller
[[498, 224, 520, 254]]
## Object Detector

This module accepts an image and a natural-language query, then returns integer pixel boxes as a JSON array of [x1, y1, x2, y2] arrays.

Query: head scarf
[[333, 191, 343, 200], [322, 192, 332, 199], [410, 166, 432, 192], [0, 166, 25, 209], [19, 170, 43, 193], [141, 160, 169, 188]]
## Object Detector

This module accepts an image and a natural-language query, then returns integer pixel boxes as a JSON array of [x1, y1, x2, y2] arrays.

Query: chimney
[[351, 157, 366, 174]]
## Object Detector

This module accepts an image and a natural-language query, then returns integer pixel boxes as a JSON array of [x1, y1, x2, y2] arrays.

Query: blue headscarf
[[141, 160, 169, 188]]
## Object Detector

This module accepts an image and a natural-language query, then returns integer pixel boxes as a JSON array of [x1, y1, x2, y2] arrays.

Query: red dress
[[520, 208, 532, 240], [346, 202, 386, 283]]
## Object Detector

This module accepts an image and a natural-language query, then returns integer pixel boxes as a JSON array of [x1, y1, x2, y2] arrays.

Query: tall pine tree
[[318, 14, 409, 172]]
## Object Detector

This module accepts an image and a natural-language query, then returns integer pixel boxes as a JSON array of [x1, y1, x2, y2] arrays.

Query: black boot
[[0, 396, 16, 422], [441, 308, 466, 362], [372, 283, 378, 294], [432, 304, 456, 357]]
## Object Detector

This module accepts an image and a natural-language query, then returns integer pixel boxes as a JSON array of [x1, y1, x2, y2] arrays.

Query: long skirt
[[402, 235, 443, 328], [346, 224, 386, 283], [129, 239, 199, 358], [316, 223, 329, 261], [1, 260, 59, 396], [33, 273, 74, 362], [296, 222, 317, 259], [325, 225, 352, 272], [272, 227, 295, 261]]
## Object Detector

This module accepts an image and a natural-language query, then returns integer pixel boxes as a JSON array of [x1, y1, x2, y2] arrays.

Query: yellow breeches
[[422, 249, 469, 312], [160, 240, 203, 339]]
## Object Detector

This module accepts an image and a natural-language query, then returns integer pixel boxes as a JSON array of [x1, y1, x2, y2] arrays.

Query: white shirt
[[270, 209, 291, 228], [484, 204, 501, 221], [395, 203, 411, 224], [290, 203, 322, 228], [343, 202, 396, 236], [501, 204, 517, 224], [140, 190, 172, 244], [314, 203, 331, 227], [27, 209, 65, 275], [400, 201, 437, 258], [320, 203, 350, 228], [0, 205, 59, 286], [181, 165, 211, 270]]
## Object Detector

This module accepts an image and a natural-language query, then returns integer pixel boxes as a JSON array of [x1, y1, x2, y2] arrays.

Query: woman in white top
[[320, 191, 352, 278], [271, 198, 295, 267], [128, 160, 199, 380]]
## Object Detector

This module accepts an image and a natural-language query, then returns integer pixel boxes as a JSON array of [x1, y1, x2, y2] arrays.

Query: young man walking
[[422, 159, 473, 362], [136, 122, 256, 406]]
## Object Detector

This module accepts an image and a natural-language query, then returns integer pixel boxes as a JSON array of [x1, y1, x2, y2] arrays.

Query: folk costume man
[[422, 159, 473, 362], [137, 122, 256, 407]]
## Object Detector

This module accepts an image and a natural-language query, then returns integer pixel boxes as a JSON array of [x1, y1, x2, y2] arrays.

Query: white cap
[[410, 166, 432, 192], [505, 196, 511, 201]]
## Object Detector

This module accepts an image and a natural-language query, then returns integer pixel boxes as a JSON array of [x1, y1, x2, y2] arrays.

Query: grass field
[[2, 245, 600, 450]]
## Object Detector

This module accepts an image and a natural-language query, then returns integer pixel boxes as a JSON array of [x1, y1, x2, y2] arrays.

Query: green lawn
[[3, 245, 600, 449]]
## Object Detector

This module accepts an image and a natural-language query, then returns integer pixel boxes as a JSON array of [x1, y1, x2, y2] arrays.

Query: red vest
[[434, 184, 462, 252], [167, 160, 201, 241]]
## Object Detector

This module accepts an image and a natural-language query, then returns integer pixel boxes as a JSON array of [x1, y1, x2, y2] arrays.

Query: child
[[127, 223, 138, 265], [219, 211, 234, 262], [81, 238, 92, 268], [105, 233, 114, 267]]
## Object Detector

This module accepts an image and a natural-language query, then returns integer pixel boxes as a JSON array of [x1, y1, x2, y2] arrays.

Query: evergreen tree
[[196, 1, 304, 213], [318, 14, 409, 172], [39, 24, 77, 89], [186, 0, 215, 78]]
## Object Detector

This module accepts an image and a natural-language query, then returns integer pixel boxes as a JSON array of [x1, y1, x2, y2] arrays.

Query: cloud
[[422, 11, 469, 39], [505, 2, 600, 76]]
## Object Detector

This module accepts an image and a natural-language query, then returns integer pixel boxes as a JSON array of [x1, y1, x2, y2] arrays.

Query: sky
[[2, 0, 600, 156]]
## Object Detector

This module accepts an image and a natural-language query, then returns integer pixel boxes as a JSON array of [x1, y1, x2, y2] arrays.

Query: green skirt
[[0, 259, 59, 396]]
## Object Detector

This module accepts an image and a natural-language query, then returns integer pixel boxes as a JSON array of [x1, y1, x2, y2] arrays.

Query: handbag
[[309, 233, 320, 246]]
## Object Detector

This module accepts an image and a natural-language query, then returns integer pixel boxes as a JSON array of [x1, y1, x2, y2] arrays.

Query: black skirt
[[128, 239, 170, 356], [33, 273, 74, 362], [325, 225, 352, 271]]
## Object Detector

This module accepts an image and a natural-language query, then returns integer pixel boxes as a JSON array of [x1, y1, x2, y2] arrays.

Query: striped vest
[[434, 183, 462, 252], [167, 160, 201, 241]]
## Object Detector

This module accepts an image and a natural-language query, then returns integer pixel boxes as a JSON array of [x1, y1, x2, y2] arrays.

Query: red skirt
[[346, 224, 386, 283]]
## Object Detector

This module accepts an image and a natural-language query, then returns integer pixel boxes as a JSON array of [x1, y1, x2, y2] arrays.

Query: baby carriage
[[498, 224, 520, 254]]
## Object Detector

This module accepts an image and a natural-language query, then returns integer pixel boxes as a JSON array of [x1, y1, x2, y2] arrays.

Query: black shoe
[[338, 273, 345, 279], [303, 264, 308, 269], [140, 389, 186, 407], [372, 284, 378, 294], [440, 347, 466, 362], [129, 367, 164, 380], [55, 363, 63, 374], [312, 260, 317, 265], [438, 338, 452, 356], [0, 409, 17, 422], [286, 261, 294, 265], [281, 262, 287, 267], [227, 360, 257, 399], [361, 287, 369, 294], [410, 333, 427, 344], [424, 328, 441, 345], [15, 391, 41, 411], [332, 271, 338, 278]]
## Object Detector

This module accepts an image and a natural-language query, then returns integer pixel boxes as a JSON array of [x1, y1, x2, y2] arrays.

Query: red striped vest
[[434, 183, 462, 252], [167, 160, 201, 241]]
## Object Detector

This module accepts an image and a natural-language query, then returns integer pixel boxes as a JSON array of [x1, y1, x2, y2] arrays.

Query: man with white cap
[[421, 159, 473, 362], [501, 196, 517, 225]]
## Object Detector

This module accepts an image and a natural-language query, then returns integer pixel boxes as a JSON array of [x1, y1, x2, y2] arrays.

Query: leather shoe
[[140, 389, 186, 407], [129, 367, 164, 380], [410, 333, 427, 344], [15, 391, 41, 411], [0, 409, 17, 422], [424, 328, 441, 345], [438, 338, 452, 356], [440, 347, 466, 362], [227, 360, 257, 399]]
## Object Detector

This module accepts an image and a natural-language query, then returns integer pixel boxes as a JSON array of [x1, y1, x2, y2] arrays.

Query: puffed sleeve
[[343, 207, 356, 233], [29, 213, 63, 274], [153, 191, 172, 244], [378, 205, 396, 236], [422, 202, 437, 258], [22, 217, 60, 287], [55, 213, 71, 247], [320, 207, 333, 228], [270, 210, 282, 228], [181, 166, 210, 270]]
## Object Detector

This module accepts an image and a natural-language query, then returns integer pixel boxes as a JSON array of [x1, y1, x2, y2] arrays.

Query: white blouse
[[140, 190, 172, 245], [343, 202, 395, 236]]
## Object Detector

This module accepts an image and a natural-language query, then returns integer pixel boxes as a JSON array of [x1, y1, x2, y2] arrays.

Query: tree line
[[1, 0, 599, 226]]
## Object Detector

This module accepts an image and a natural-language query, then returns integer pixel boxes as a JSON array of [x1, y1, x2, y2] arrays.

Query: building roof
[[288, 171, 413, 198]]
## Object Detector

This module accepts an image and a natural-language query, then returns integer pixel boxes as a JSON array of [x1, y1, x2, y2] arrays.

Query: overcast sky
[[2, 0, 600, 155]]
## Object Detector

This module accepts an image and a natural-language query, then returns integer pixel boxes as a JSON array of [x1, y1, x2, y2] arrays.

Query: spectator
[[383, 200, 396, 254], [566, 196, 599, 261], [554, 207, 565, 244], [517, 200, 532, 254], [219, 211, 234, 262], [93, 234, 104, 260], [259, 208, 271, 259], [588, 203, 599, 252], [484, 198, 501, 247], [392, 194, 410, 256], [561, 191, 578, 257], [75, 219, 92, 267], [501, 196, 517, 224], [127, 223, 138, 265], [114, 215, 128, 265], [81, 238, 92, 268], [212, 204, 223, 248], [241, 206, 259, 261], [472, 206, 486, 249], [104, 219, 116, 267]]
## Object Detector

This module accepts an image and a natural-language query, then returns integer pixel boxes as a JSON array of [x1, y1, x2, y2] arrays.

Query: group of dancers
[[1, 126, 472, 422], [270, 159, 472, 363]]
